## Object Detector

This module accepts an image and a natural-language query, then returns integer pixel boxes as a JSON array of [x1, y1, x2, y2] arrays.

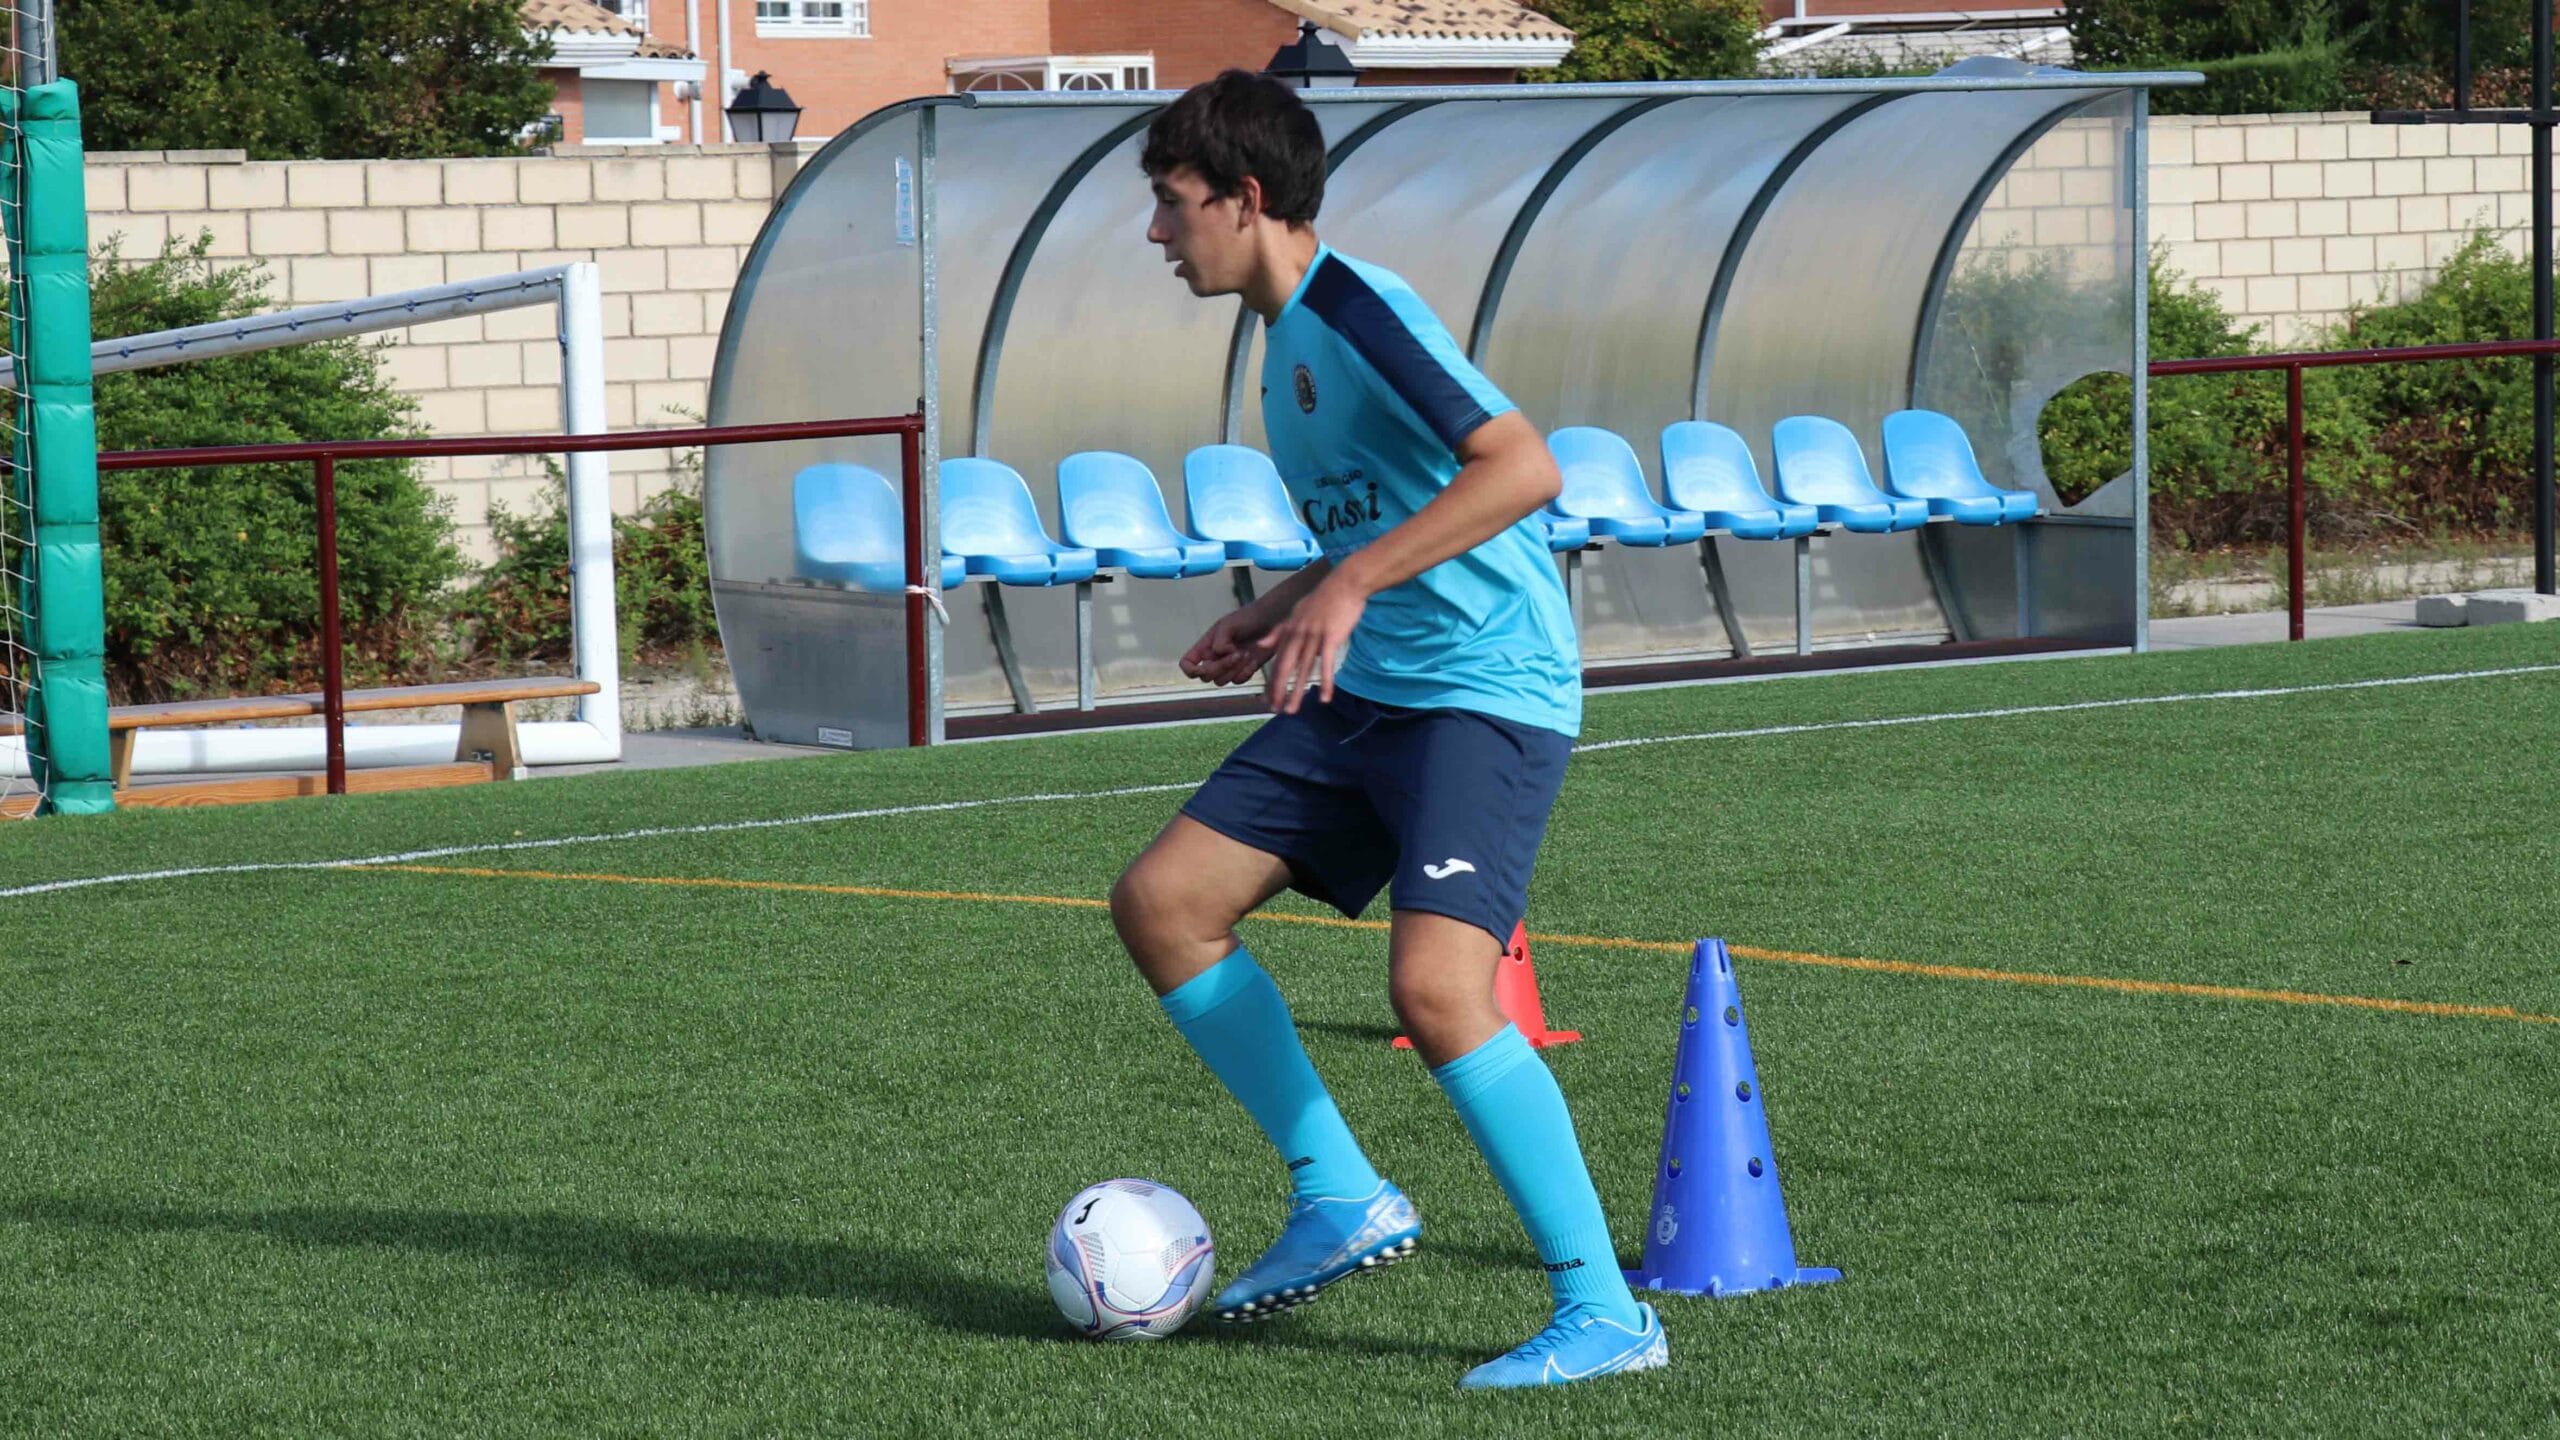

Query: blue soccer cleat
[[1459, 1303, 1669, 1390], [1214, 1179, 1421, 1322]]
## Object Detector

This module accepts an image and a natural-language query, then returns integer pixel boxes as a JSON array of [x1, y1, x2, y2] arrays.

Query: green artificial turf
[[0, 625, 2554, 1436]]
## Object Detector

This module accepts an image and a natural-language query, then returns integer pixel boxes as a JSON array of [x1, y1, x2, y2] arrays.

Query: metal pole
[[685, 0, 704, 144], [2455, 0, 2472, 114], [1795, 535, 1814, 656], [2288, 365, 2307, 642], [900, 424, 927, 747], [0, 267, 579, 393], [2130, 89, 2152, 653], [918, 105, 946, 742], [12, 0, 54, 86], [2535, 0, 2555, 595], [315, 455, 347, 794], [559, 262, 623, 756]]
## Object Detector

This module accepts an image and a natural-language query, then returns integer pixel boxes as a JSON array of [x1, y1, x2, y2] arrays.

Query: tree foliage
[[2065, 0, 2552, 111], [1537, 0, 1764, 82], [61, 0, 555, 159]]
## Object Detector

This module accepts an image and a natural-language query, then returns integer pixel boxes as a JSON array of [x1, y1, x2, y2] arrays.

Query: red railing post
[[2148, 338, 2560, 640], [2287, 364, 2307, 643], [899, 421, 928, 748], [314, 453, 347, 793]]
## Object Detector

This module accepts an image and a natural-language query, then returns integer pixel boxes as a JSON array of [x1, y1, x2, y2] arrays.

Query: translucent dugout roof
[[708, 67, 2195, 741]]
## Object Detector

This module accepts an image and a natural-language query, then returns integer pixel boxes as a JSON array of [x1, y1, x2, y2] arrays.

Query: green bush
[[2063, 0, 2290, 69], [2151, 43, 2350, 117], [2012, 235, 2540, 551], [90, 238, 462, 701], [2324, 232, 2541, 534], [2037, 260, 2375, 545], [450, 471, 717, 669], [2034, 257, 2381, 546], [1935, 251, 2386, 548]]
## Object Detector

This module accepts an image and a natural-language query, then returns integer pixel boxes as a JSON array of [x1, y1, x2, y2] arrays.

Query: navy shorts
[[1180, 690, 1572, 945]]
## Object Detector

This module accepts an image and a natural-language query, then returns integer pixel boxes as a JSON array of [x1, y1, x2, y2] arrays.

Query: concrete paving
[[2143, 599, 2430, 651], [541, 724, 838, 779]]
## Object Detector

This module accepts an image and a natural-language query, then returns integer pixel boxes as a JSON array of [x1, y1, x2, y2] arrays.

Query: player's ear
[[1233, 174, 1265, 228]]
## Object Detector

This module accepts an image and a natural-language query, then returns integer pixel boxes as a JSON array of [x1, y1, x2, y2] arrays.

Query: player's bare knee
[[1387, 967, 1484, 1041], [1110, 855, 1227, 959], [1108, 858, 1175, 951]]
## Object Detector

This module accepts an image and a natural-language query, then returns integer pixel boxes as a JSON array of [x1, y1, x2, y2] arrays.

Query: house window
[[756, 0, 867, 37], [956, 67, 1042, 93], [595, 0, 646, 23], [582, 79, 659, 142], [948, 56, 1153, 93]]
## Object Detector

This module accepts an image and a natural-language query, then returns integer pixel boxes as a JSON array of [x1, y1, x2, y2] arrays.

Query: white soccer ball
[[1044, 1178, 1215, 1341]]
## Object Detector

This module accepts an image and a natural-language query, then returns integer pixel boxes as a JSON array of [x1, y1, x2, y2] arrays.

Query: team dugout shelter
[[706, 61, 2200, 748]]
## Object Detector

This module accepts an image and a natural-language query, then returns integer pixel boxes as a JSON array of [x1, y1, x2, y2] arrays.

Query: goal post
[[2, 73, 110, 815]]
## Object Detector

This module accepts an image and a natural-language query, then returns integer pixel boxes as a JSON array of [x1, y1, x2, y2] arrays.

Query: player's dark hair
[[1140, 69, 1326, 225]]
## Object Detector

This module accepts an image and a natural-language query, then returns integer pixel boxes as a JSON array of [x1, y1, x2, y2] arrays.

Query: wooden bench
[[1, 676, 599, 811]]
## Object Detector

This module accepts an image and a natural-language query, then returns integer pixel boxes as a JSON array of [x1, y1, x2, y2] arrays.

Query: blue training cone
[[1624, 938, 1842, 1298]]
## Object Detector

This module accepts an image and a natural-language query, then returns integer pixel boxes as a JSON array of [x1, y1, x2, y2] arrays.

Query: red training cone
[[1393, 921, 1582, 1050]]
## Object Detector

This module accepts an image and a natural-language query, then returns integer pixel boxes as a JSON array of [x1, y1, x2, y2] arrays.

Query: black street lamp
[[1262, 20, 1359, 90], [726, 71, 803, 143]]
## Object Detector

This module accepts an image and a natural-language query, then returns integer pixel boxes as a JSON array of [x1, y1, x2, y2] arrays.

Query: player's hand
[[1264, 572, 1366, 714], [1181, 607, 1276, 687]]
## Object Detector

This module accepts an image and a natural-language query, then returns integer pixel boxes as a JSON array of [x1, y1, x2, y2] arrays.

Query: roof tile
[[1271, 0, 1574, 42]]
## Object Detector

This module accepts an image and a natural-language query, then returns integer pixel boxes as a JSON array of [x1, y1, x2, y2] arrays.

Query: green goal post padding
[[4, 79, 109, 815]]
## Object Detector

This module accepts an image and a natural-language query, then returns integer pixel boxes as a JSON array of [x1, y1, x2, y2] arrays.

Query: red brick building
[[525, 0, 708, 145], [528, 0, 1573, 145]]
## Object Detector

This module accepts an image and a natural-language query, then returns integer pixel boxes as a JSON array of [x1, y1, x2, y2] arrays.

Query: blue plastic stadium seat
[[1770, 416, 1931, 534], [1881, 409, 2040, 526], [793, 463, 966, 593], [1658, 422, 1819, 540], [1546, 426, 1707, 546], [1181, 445, 1322, 570], [1537, 512, 1593, 552], [940, 457, 1100, 584], [1059, 451, 1228, 580]]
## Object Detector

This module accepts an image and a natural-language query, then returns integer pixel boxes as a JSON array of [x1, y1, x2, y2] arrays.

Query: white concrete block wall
[[84, 143, 805, 561], [2149, 111, 2551, 347]]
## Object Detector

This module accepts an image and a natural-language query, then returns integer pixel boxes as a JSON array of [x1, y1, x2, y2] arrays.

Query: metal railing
[[97, 413, 928, 793], [2148, 337, 2560, 640]]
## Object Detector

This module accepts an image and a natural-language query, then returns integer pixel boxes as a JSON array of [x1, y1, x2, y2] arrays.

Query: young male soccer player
[[1106, 72, 1665, 1390]]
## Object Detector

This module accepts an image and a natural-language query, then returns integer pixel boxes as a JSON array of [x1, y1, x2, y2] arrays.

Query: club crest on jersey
[[1293, 363, 1318, 413]]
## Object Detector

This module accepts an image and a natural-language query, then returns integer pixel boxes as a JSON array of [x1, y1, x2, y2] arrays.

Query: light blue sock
[[1433, 1024, 1642, 1325], [1158, 947, 1382, 1202]]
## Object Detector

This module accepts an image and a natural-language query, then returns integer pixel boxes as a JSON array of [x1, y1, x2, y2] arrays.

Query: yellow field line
[[355, 863, 2560, 1028]]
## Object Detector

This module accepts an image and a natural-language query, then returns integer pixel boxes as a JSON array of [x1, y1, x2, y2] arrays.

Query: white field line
[[1571, 662, 2560, 753], [0, 784, 1196, 900], [4, 662, 2555, 903]]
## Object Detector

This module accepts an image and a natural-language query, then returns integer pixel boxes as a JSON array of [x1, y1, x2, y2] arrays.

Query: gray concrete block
[[2464, 589, 2560, 626], [2415, 593, 2470, 627]]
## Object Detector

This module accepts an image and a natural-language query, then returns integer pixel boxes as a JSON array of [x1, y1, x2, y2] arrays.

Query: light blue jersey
[[1261, 247, 1580, 736]]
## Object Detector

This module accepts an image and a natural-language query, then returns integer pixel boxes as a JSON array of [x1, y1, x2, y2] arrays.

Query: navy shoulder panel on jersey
[[1301, 254, 1497, 452]]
